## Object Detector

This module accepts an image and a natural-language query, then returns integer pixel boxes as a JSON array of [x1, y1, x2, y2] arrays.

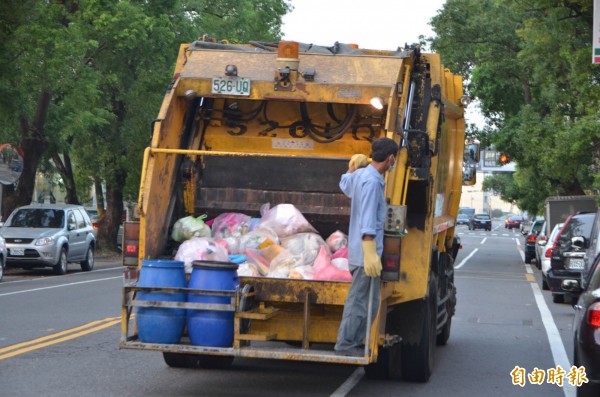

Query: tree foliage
[[430, 0, 599, 213], [0, 0, 290, 248]]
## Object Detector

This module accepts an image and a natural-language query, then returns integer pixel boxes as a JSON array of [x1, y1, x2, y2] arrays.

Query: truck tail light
[[586, 302, 600, 328], [527, 235, 537, 243], [545, 248, 554, 258], [122, 221, 140, 267]]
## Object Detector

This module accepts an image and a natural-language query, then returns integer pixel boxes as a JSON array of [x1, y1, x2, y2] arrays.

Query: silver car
[[536, 222, 564, 290], [0, 204, 96, 275]]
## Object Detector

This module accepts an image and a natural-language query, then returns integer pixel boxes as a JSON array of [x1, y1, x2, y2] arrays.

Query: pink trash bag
[[312, 245, 352, 282], [326, 230, 348, 253], [211, 213, 252, 239]]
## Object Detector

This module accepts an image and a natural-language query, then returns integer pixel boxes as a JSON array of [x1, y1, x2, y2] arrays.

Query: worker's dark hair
[[371, 137, 399, 162]]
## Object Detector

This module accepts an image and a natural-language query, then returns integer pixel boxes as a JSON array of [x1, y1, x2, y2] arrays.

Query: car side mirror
[[68, 224, 76, 231], [571, 236, 585, 248], [462, 164, 477, 186], [538, 240, 547, 247]]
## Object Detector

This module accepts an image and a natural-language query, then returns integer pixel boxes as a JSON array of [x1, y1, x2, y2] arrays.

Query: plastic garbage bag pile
[[173, 203, 351, 281]]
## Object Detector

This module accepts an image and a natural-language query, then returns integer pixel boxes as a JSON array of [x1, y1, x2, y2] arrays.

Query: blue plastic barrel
[[187, 260, 239, 347], [136, 259, 186, 344]]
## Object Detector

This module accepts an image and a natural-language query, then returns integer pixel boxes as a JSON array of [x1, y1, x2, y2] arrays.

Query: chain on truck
[[119, 38, 480, 382]]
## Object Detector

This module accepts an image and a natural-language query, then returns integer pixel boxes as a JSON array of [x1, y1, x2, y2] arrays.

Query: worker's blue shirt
[[339, 164, 386, 267]]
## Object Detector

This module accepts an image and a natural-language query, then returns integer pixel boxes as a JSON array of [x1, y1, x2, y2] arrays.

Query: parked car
[[0, 235, 6, 282], [581, 208, 600, 291], [524, 219, 545, 265], [0, 204, 96, 275], [456, 214, 470, 225], [548, 212, 596, 303], [505, 215, 524, 229], [536, 223, 564, 290], [469, 213, 492, 231], [567, 256, 600, 397]]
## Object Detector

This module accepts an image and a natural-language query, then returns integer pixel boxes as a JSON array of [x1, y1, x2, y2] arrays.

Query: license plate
[[211, 76, 251, 96], [569, 258, 584, 269], [11, 248, 24, 256]]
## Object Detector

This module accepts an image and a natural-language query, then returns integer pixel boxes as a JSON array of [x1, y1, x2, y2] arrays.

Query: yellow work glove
[[348, 154, 368, 171], [362, 240, 381, 277]]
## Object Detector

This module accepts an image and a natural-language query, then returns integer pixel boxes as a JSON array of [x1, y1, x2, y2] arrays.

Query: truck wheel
[[197, 355, 234, 369], [364, 343, 402, 381], [163, 352, 234, 369], [436, 287, 455, 346], [163, 352, 200, 368], [53, 248, 68, 275], [436, 254, 455, 346], [542, 278, 549, 290], [401, 277, 437, 382]]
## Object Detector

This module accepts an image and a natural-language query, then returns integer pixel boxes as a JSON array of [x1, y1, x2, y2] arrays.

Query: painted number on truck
[[212, 76, 251, 96]]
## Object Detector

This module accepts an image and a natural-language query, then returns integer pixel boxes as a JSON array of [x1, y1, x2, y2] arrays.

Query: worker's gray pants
[[334, 265, 380, 351]]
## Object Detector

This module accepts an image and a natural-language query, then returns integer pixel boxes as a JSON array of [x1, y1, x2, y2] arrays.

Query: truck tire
[[163, 352, 200, 368], [436, 253, 455, 346], [401, 276, 437, 382], [163, 353, 234, 369], [197, 355, 234, 369], [364, 343, 402, 381]]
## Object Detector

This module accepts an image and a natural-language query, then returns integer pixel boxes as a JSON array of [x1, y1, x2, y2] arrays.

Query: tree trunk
[[561, 179, 585, 196], [94, 177, 105, 216], [51, 150, 79, 204], [98, 167, 126, 250], [2, 89, 51, 219]]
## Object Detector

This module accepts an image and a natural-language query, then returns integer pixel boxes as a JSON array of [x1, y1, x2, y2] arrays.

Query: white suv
[[0, 204, 96, 275]]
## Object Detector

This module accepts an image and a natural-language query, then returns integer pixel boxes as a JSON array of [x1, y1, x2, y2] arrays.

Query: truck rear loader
[[120, 39, 476, 382]]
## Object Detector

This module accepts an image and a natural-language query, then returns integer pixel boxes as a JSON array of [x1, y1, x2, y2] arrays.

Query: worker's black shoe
[[335, 346, 365, 357]]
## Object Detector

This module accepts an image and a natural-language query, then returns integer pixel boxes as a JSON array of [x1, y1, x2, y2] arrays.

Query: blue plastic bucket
[[136, 259, 186, 344], [187, 260, 239, 347]]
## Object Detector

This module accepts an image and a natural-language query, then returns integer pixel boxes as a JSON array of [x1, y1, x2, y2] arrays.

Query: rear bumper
[[547, 269, 581, 295], [525, 244, 536, 256]]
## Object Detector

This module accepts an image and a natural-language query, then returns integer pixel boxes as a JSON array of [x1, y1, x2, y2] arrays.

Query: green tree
[[0, 0, 291, 249], [430, 0, 599, 210]]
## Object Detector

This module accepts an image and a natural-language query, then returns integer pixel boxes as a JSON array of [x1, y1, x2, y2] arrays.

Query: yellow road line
[[525, 274, 535, 282], [0, 317, 120, 360]]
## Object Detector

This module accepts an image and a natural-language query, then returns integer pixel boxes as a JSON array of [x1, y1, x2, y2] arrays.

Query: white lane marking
[[515, 238, 521, 246], [0, 266, 123, 285], [455, 248, 478, 270], [481, 238, 487, 244], [330, 367, 364, 397], [0, 276, 122, 297], [524, 264, 534, 274], [529, 282, 576, 397]]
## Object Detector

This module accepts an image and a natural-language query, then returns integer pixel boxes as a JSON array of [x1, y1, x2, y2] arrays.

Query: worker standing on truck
[[334, 137, 399, 355]]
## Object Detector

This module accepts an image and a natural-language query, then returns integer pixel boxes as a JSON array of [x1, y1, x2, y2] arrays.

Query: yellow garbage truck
[[120, 39, 477, 382]]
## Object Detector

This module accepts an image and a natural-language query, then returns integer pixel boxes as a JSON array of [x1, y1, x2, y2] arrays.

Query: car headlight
[[35, 237, 55, 246]]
